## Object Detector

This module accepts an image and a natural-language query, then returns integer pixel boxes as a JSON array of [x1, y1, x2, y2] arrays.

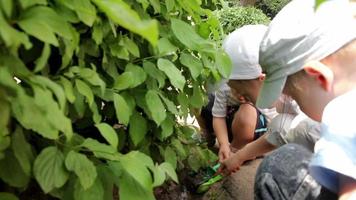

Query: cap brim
[[257, 76, 287, 108]]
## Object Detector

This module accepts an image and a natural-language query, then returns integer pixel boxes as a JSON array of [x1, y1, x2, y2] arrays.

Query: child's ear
[[303, 61, 334, 91], [259, 73, 266, 81]]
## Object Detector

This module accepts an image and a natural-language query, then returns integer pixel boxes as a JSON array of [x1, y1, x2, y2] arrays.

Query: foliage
[[213, 6, 270, 36], [255, 0, 291, 18], [0, 0, 227, 199]]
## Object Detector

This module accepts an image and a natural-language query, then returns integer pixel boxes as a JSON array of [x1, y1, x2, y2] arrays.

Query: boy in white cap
[[210, 24, 271, 163], [252, 0, 356, 199]]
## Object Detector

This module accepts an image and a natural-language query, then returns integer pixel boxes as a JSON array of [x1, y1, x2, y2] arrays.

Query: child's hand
[[220, 152, 244, 174], [218, 144, 231, 162]]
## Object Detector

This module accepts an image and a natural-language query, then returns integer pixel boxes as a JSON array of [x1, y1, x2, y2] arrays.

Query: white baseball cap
[[257, 0, 356, 108], [222, 24, 268, 80]]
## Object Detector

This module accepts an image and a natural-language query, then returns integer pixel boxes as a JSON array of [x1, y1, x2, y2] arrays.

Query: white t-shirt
[[309, 89, 356, 193]]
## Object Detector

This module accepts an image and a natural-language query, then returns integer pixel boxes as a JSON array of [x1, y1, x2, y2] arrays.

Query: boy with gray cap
[[254, 0, 356, 199]]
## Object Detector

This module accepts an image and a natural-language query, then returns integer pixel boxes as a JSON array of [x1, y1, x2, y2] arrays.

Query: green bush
[[0, 0, 229, 199], [214, 6, 270, 35], [255, 0, 291, 18]]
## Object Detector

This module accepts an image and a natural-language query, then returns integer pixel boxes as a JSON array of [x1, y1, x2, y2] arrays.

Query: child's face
[[228, 79, 263, 104]]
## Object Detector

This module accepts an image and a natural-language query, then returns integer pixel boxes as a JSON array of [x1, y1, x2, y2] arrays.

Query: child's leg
[[229, 104, 258, 150]]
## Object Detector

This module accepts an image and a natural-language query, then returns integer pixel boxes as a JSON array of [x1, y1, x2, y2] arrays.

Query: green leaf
[[164, 146, 177, 169], [59, 76, 76, 103], [0, 99, 10, 136], [74, 178, 104, 200], [0, 150, 29, 187], [190, 83, 205, 108], [0, 0, 13, 18], [172, 139, 187, 159], [89, 101, 102, 124], [81, 138, 119, 161], [145, 90, 166, 125], [157, 58, 185, 91], [113, 93, 131, 126], [65, 151, 97, 190], [93, 0, 158, 46], [177, 93, 189, 117], [34, 146, 69, 193], [215, 50, 232, 78], [148, 0, 161, 13], [75, 79, 94, 106], [75, 67, 106, 94], [18, 6, 74, 46], [171, 18, 215, 51], [30, 75, 67, 110], [95, 123, 118, 148], [11, 127, 34, 176], [158, 37, 177, 55], [179, 53, 203, 80], [109, 151, 155, 200], [92, 21, 103, 44], [159, 162, 178, 183], [34, 43, 51, 73], [0, 11, 31, 49], [129, 112, 148, 146], [113, 72, 133, 90], [19, 0, 47, 9], [143, 61, 166, 88], [158, 93, 178, 115], [160, 115, 174, 139], [123, 36, 140, 57], [125, 64, 147, 88], [165, 0, 175, 12], [0, 192, 19, 200], [152, 164, 165, 187], [188, 154, 200, 172], [72, 0, 96, 26]]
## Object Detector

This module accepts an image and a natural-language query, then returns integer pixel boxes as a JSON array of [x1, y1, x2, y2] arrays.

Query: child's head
[[223, 25, 268, 104], [257, 0, 356, 121]]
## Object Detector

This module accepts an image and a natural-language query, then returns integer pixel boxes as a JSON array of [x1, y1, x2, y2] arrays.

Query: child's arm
[[213, 116, 231, 162], [339, 175, 356, 200], [220, 134, 276, 173]]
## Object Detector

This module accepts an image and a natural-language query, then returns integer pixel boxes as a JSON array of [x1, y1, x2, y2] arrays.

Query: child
[[252, 0, 356, 199], [205, 25, 275, 163]]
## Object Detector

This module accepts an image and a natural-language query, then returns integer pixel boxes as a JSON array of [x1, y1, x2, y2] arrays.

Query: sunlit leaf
[[95, 123, 118, 148], [157, 58, 185, 91]]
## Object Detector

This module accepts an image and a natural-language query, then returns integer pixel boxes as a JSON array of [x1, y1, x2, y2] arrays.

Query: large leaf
[[59, 76, 76, 103], [158, 93, 178, 115], [109, 151, 155, 200], [160, 115, 174, 140], [113, 93, 131, 126], [75, 79, 94, 106], [0, 150, 29, 188], [143, 61, 166, 88], [81, 138, 120, 161], [158, 37, 177, 55], [0, 192, 19, 200], [179, 53, 203, 80], [34, 43, 51, 73], [159, 162, 178, 183], [157, 58, 185, 91], [171, 18, 215, 52], [113, 72, 133, 90], [129, 112, 148, 146], [0, 0, 13, 18], [95, 123, 118, 148], [18, 6, 74, 46], [11, 127, 34, 176], [72, 0, 96, 26], [164, 146, 177, 169], [214, 50, 232, 78], [33, 146, 69, 193], [19, 0, 47, 9], [93, 0, 158, 46], [74, 178, 104, 200], [65, 151, 97, 190], [125, 64, 147, 88], [145, 90, 166, 125], [0, 11, 31, 49]]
